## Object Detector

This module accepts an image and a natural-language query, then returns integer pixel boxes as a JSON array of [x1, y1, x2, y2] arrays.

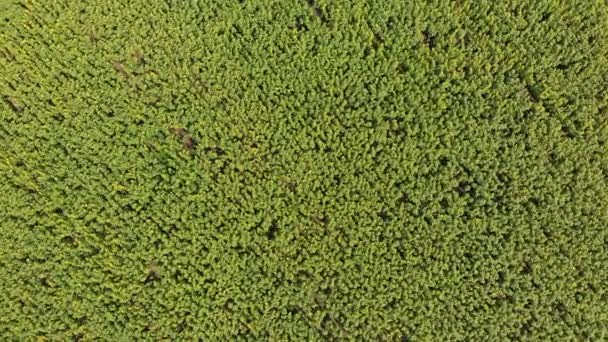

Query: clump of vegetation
[[1, 0, 608, 340]]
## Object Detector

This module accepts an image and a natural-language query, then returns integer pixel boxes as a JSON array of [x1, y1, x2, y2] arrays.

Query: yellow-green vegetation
[[2, 0, 608, 340]]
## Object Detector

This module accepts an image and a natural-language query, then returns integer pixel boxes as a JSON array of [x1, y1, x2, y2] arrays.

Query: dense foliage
[[2, 0, 608, 340]]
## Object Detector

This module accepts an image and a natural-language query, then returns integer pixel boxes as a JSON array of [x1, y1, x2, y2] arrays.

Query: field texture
[[2, 0, 608, 340]]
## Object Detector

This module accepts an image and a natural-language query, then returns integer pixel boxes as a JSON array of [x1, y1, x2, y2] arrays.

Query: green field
[[1, 0, 608, 340]]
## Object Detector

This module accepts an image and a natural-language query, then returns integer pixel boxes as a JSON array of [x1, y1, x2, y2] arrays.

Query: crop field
[[1, 0, 608, 340]]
